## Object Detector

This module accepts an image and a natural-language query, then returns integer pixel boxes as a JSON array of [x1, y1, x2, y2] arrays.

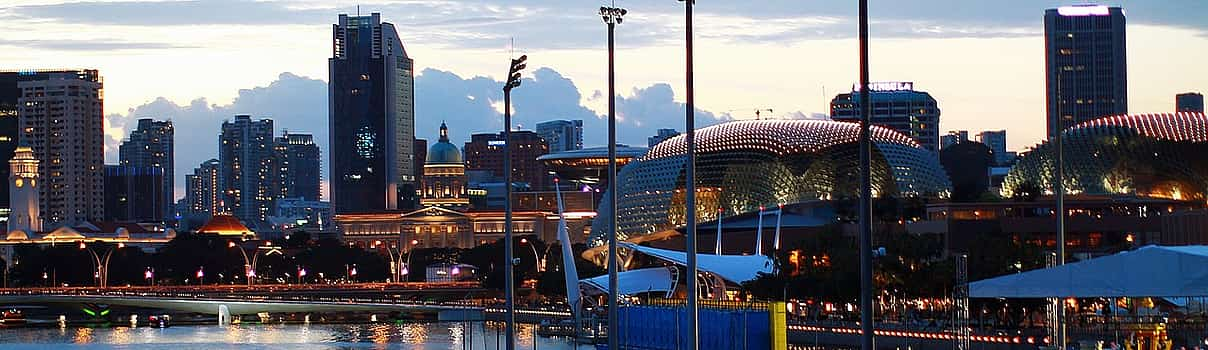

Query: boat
[[1, 309, 26, 326]]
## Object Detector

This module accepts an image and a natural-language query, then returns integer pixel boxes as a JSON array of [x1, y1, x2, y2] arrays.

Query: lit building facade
[[118, 118, 173, 219], [329, 13, 416, 214], [464, 130, 549, 191], [536, 119, 583, 153], [16, 70, 104, 227], [1045, 5, 1127, 140], [219, 115, 275, 226], [8, 146, 39, 233], [185, 159, 221, 217], [274, 132, 321, 201], [592, 120, 951, 244], [1003, 112, 1208, 201], [421, 122, 468, 209], [830, 82, 942, 152]]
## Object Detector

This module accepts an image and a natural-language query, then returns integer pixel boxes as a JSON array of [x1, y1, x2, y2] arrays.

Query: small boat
[[147, 314, 171, 328], [1, 309, 26, 326]]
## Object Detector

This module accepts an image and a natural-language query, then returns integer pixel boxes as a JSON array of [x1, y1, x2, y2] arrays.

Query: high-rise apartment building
[[16, 70, 104, 227], [830, 82, 941, 152], [274, 132, 321, 202], [648, 128, 680, 147], [118, 118, 173, 220], [536, 119, 583, 153], [1177, 93, 1204, 113], [941, 130, 969, 150], [185, 159, 221, 217], [464, 130, 549, 191], [1045, 5, 1127, 140], [104, 165, 164, 222], [329, 13, 416, 214], [219, 115, 275, 226]]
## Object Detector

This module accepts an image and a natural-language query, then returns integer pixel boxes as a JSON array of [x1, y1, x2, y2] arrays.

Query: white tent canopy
[[580, 267, 677, 297], [970, 245, 1208, 298], [620, 242, 774, 284]]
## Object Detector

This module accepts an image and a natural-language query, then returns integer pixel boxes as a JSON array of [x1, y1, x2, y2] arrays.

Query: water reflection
[[0, 323, 592, 349]]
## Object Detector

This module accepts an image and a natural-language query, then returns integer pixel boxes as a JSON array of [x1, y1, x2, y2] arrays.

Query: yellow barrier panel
[[769, 301, 788, 350]]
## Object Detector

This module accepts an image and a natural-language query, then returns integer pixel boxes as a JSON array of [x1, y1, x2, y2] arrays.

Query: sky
[[1, 0, 1206, 201]]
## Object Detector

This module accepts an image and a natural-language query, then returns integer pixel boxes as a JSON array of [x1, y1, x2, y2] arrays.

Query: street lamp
[[601, 6, 626, 350], [856, 0, 876, 348], [79, 241, 124, 288], [196, 267, 205, 285], [228, 240, 263, 286], [519, 237, 545, 273], [144, 267, 154, 286], [502, 52, 527, 350], [675, 1, 700, 349]]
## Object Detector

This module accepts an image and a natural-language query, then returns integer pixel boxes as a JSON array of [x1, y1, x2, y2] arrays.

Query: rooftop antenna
[[356, 5, 360, 17]]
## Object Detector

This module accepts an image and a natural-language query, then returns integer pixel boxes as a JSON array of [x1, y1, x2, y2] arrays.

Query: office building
[[940, 130, 968, 150], [219, 115, 275, 226], [1045, 5, 1127, 140], [185, 159, 221, 217], [1177, 93, 1204, 113], [536, 119, 583, 153], [975, 130, 1010, 165], [16, 70, 104, 227], [830, 82, 941, 152], [414, 138, 427, 188], [329, 13, 416, 214], [274, 132, 321, 201], [464, 130, 549, 191], [648, 128, 679, 147], [104, 165, 164, 222], [118, 118, 173, 219]]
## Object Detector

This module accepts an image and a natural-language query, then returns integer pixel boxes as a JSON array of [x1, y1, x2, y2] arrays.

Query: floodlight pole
[[681, 1, 700, 349], [858, 0, 876, 349], [503, 53, 527, 350], [601, 6, 626, 350]]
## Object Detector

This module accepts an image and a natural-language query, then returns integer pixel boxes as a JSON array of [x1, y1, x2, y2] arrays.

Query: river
[[0, 322, 595, 349]]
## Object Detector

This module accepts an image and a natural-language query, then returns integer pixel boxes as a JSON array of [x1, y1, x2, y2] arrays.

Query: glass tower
[[1044, 5, 1127, 140]]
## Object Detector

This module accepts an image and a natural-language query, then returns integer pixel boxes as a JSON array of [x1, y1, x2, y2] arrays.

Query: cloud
[[0, 38, 197, 51]]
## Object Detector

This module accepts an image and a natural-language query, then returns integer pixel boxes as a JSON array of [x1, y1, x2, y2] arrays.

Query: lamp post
[[196, 266, 205, 285], [385, 239, 418, 283], [519, 237, 544, 273], [600, 5, 627, 349], [144, 267, 154, 286], [227, 241, 262, 286], [79, 241, 124, 288], [676, 1, 699, 349], [503, 52, 527, 350], [857, 0, 876, 348]]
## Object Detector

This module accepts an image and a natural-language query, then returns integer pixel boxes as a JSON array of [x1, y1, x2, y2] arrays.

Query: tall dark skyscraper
[[1177, 92, 1204, 113], [119, 118, 174, 220], [329, 13, 416, 214], [16, 70, 104, 227], [104, 165, 164, 222], [830, 82, 941, 152], [219, 115, 275, 226], [1045, 5, 1127, 140], [274, 132, 321, 202]]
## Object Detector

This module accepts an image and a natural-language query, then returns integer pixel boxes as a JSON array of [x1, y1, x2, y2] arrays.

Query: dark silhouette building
[[939, 141, 993, 201], [104, 165, 164, 222], [329, 13, 417, 214], [119, 118, 174, 221], [1045, 5, 1127, 140], [464, 130, 550, 191], [1177, 93, 1204, 113], [274, 132, 321, 201]]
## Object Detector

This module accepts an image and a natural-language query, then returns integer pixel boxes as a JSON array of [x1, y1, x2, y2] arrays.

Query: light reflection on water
[[0, 323, 594, 349]]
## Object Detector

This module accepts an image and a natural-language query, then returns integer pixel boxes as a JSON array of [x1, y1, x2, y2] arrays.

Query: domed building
[[591, 119, 951, 245], [421, 122, 469, 209], [1003, 112, 1208, 200]]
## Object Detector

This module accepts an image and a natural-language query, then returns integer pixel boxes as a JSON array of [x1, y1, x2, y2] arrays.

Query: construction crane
[[727, 108, 775, 120]]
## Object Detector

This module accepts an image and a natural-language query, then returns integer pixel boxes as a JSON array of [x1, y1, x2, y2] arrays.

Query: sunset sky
[[2, 0, 1205, 199]]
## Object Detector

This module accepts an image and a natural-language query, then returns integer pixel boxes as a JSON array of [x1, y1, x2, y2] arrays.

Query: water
[[0, 323, 595, 349]]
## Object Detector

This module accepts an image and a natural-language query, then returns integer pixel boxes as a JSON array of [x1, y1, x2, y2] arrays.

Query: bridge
[[0, 283, 498, 322]]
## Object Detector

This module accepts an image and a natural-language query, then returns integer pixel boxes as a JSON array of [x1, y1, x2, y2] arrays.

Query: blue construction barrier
[[604, 305, 771, 350]]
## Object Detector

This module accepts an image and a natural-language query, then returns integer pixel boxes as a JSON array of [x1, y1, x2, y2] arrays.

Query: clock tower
[[9, 146, 40, 233]]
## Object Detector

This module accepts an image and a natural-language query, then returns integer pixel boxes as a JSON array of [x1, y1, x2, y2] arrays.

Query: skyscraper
[[1045, 5, 1127, 140], [941, 130, 969, 150], [219, 115, 275, 226], [16, 70, 104, 227], [464, 131, 549, 191], [830, 82, 941, 152], [185, 159, 221, 217], [1177, 93, 1204, 113], [648, 128, 680, 147], [536, 119, 583, 153], [329, 13, 416, 214], [975, 130, 1010, 165], [119, 118, 173, 220], [274, 132, 321, 201], [104, 165, 164, 222]]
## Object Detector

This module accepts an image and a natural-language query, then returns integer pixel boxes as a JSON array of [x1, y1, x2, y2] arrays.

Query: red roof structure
[[196, 215, 254, 237]]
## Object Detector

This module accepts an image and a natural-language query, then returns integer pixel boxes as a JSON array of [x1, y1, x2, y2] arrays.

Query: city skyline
[[1, 1, 1206, 202]]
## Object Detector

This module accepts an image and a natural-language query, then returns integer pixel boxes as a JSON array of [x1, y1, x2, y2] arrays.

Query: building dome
[[427, 122, 463, 164], [591, 119, 951, 245], [1003, 112, 1208, 200]]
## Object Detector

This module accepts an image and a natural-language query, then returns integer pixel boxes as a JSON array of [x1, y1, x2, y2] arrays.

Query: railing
[[0, 283, 493, 310], [639, 298, 769, 311]]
